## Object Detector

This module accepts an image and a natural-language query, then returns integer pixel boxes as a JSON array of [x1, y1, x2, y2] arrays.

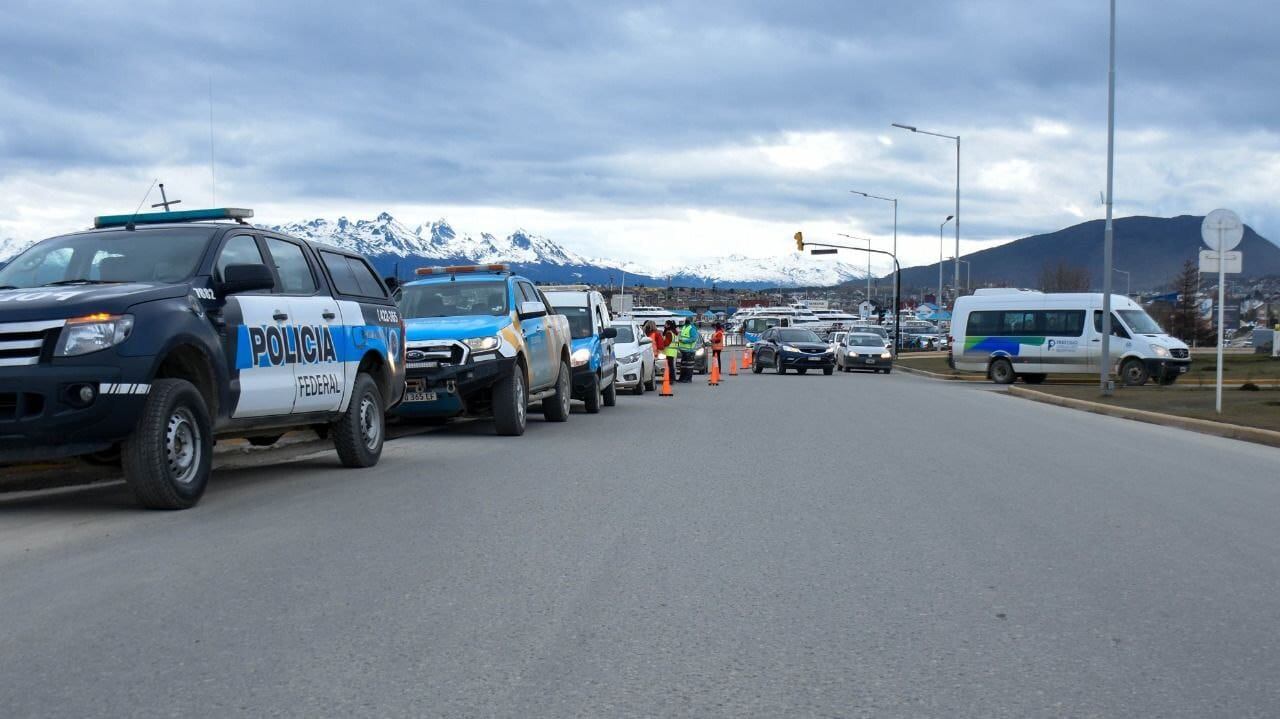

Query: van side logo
[[248, 324, 337, 367]]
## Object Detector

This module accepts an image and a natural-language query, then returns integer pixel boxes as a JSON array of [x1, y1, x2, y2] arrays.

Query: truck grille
[[0, 392, 45, 421], [0, 320, 64, 367], [405, 341, 467, 369], [1170, 348, 1189, 359]]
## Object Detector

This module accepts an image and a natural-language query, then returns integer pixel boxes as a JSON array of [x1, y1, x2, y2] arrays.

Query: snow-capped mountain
[[0, 237, 34, 263], [669, 253, 866, 288], [268, 212, 865, 288]]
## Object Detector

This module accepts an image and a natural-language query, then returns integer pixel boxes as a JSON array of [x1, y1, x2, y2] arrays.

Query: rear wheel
[[1022, 373, 1047, 385], [1120, 358, 1149, 386], [541, 362, 571, 421], [333, 373, 385, 467], [602, 377, 617, 407], [121, 379, 213, 510], [644, 373, 656, 392], [797, 368, 808, 375], [752, 360, 763, 374], [989, 358, 1015, 385], [492, 366, 528, 436], [823, 367, 834, 376]]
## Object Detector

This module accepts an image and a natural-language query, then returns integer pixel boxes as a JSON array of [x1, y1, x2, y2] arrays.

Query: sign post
[[1201, 209, 1244, 413]]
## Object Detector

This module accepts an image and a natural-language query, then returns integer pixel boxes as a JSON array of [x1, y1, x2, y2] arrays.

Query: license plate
[[810, 356, 822, 361], [1178, 365, 1188, 373], [405, 391, 438, 403], [865, 358, 876, 364]]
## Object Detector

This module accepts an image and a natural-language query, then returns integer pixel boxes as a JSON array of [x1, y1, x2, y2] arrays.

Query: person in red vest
[[710, 322, 725, 373]]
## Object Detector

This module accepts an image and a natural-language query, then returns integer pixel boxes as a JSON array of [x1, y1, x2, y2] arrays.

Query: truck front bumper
[[392, 355, 516, 418], [0, 363, 148, 462], [1145, 358, 1192, 380]]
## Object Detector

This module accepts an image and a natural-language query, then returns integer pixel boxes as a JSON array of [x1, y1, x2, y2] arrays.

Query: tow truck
[[393, 265, 573, 435]]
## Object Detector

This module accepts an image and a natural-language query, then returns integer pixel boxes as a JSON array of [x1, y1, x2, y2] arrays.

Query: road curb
[[1007, 386, 1280, 449], [894, 364, 969, 381]]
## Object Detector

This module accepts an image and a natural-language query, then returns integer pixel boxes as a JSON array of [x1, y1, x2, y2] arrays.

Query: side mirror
[[518, 300, 547, 320], [218, 264, 275, 296], [600, 327, 618, 340]]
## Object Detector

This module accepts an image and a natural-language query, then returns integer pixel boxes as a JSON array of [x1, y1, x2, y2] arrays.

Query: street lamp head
[[850, 190, 867, 197], [945, 215, 954, 222], [891, 123, 917, 132]]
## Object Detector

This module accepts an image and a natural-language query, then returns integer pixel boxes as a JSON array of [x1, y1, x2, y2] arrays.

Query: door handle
[[1091, 338, 1101, 342], [273, 311, 288, 321], [322, 311, 336, 320]]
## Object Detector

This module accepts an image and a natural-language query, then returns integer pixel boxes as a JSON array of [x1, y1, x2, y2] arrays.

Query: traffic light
[[794, 231, 804, 251]]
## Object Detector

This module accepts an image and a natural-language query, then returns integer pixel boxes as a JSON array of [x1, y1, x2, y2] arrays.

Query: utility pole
[[1100, 0, 1117, 395]]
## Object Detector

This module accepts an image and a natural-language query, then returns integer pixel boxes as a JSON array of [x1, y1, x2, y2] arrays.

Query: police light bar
[[414, 264, 511, 276], [94, 208, 254, 229]]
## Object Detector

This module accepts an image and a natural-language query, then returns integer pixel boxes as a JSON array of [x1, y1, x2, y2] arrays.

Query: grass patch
[[1025, 384, 1280, 433], [898, 351, 1280, 385]]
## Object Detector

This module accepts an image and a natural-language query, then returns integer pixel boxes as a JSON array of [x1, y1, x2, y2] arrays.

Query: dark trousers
[[666, 355, 676, 378]]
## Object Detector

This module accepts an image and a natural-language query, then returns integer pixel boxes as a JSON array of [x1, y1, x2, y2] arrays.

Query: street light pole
[[1114, 268, 1130, 297], [850, 190, 899, 313], [939, 216, 953, 306], [803, 238, 902, 357], [1100, 0, 1117, 395], [958, 259, 971, 292], [893, 123, 960, 300], [837, 233, 874, 301]]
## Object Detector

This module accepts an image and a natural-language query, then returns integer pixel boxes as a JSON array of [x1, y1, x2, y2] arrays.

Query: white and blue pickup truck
[[392, 264, 574, 435]]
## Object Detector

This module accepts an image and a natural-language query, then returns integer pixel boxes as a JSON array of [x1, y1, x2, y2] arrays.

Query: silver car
[[835, 332, 894, 374]]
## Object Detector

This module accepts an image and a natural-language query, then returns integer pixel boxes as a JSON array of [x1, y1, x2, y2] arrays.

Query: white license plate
[[405, 391, 438, 403], [865, 358, 876, 364], [810, 356, 822, 361], [1178, 365, 1188, 373]]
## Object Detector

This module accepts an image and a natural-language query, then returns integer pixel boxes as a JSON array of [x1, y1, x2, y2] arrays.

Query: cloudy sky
[[1, 0, 1277, 274]]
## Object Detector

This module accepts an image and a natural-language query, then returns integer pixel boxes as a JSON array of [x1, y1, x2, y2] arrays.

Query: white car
[[835, 332, 895, 373], [610, 320, 656, 394]]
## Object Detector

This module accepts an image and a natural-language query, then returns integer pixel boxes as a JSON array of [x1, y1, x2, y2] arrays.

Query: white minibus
[[950, 289, 1190, 385]]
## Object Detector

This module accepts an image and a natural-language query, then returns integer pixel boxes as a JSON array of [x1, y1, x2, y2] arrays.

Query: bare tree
[[1038, 260, 1091, 292], [1167, 259, 1212, 344]]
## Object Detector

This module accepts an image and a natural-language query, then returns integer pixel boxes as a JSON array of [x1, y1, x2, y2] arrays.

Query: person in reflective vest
[[710, 322, 725, 372], [662, 320, 678, 379], [676, 317, 699, 383]]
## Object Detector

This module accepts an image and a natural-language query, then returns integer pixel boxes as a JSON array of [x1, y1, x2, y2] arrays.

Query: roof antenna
[[151, 183, 182, 212], [126, 179, 158, 231], [209, 77, 217, 206]]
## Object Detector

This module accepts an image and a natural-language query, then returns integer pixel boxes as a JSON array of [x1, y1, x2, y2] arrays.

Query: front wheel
[[775, 357, 786, 375], [541, 362, 571, 421], [602, 377, 617, 407], [492, 366, 528, 436], [752, 359, 763, 374], [989, 358, 1015, 385], [1120, 358, 1149, 386], [333, 373, 385, 467], [121, 379, 213, 510], [823, 367, 834, 376], [584, 373, 602, 413]]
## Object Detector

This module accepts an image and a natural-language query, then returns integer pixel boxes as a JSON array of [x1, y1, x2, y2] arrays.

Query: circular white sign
[[1202, 209, 1244, 252]]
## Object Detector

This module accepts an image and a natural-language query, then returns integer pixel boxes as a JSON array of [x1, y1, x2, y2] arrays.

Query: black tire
[[602, 376, 617, 407], [775, 357, 786, 375], [633, 380, 645, 396], [584, 373, 602, 413], [1022, 373, 1047, 385], [644, 375, 656, 392], [797, 368, 808, 375], [333, 373, 385, 467], [752, 360, 763, 374], [989, 358, 1015, 385], [121, 378, 213, 510], [884, 368, 892, 375], [1120, 358, 1149, 387], [492, 365, 528, 436], [823, 367, 834, 376], [541, 362, 571, 421]]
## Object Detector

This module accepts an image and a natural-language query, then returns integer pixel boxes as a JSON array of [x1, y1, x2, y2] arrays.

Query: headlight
[[695, 347, 705, 357], [55, 313, 134, 357], [1152, 345, 1170, 357], [464, 335, 501, 352], [781, 345, 800, 353], [619, 352, 641, 364], [571, 347, 591, 366], [880, 351, 892, 359]]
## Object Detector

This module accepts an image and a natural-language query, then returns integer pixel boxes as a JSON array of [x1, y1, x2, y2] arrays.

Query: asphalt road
[[2, 361, 1279, 717]]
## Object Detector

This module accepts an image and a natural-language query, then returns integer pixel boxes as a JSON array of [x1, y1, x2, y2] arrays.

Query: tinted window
[[1093, 310, 1130, 338], [1041, 310, 1085, 337], [966, 311, 1001, 336], [265, 238, 316, 295], [850, 334, 883, 347], [612, 325, 636, 343], [1002, 311, 1036, 335], [516, 281, 539, 305], [348, 257, 386, 297], [777, 329, 821, 343], [321, 252, 360, 295], [561, 306, 593, 339], [216, 235, 266, 283]]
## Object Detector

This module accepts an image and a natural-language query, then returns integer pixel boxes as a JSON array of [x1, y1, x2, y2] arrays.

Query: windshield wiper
[[0, 285, 17, 290], [43, 279, 124, 286]]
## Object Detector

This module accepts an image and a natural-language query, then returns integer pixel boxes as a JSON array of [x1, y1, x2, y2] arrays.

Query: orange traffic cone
[[742, 348, 753, 369], [729, 357, 739, 376], [660, 363, 674, 397], [708, 359, 720, 386]]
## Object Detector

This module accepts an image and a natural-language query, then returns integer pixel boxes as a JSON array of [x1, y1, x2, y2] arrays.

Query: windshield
[[777, 329, 821, 343], [561, 306, 594, 339], [1118, 309, 1165, 335], [0, 228, 213, 288], [850, 335, 883, 347], [399, 281, 507, 318], [611, 325, 635, 343]]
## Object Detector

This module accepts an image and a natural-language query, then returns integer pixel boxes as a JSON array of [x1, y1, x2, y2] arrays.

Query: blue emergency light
[[94, 207, 254, 229]]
